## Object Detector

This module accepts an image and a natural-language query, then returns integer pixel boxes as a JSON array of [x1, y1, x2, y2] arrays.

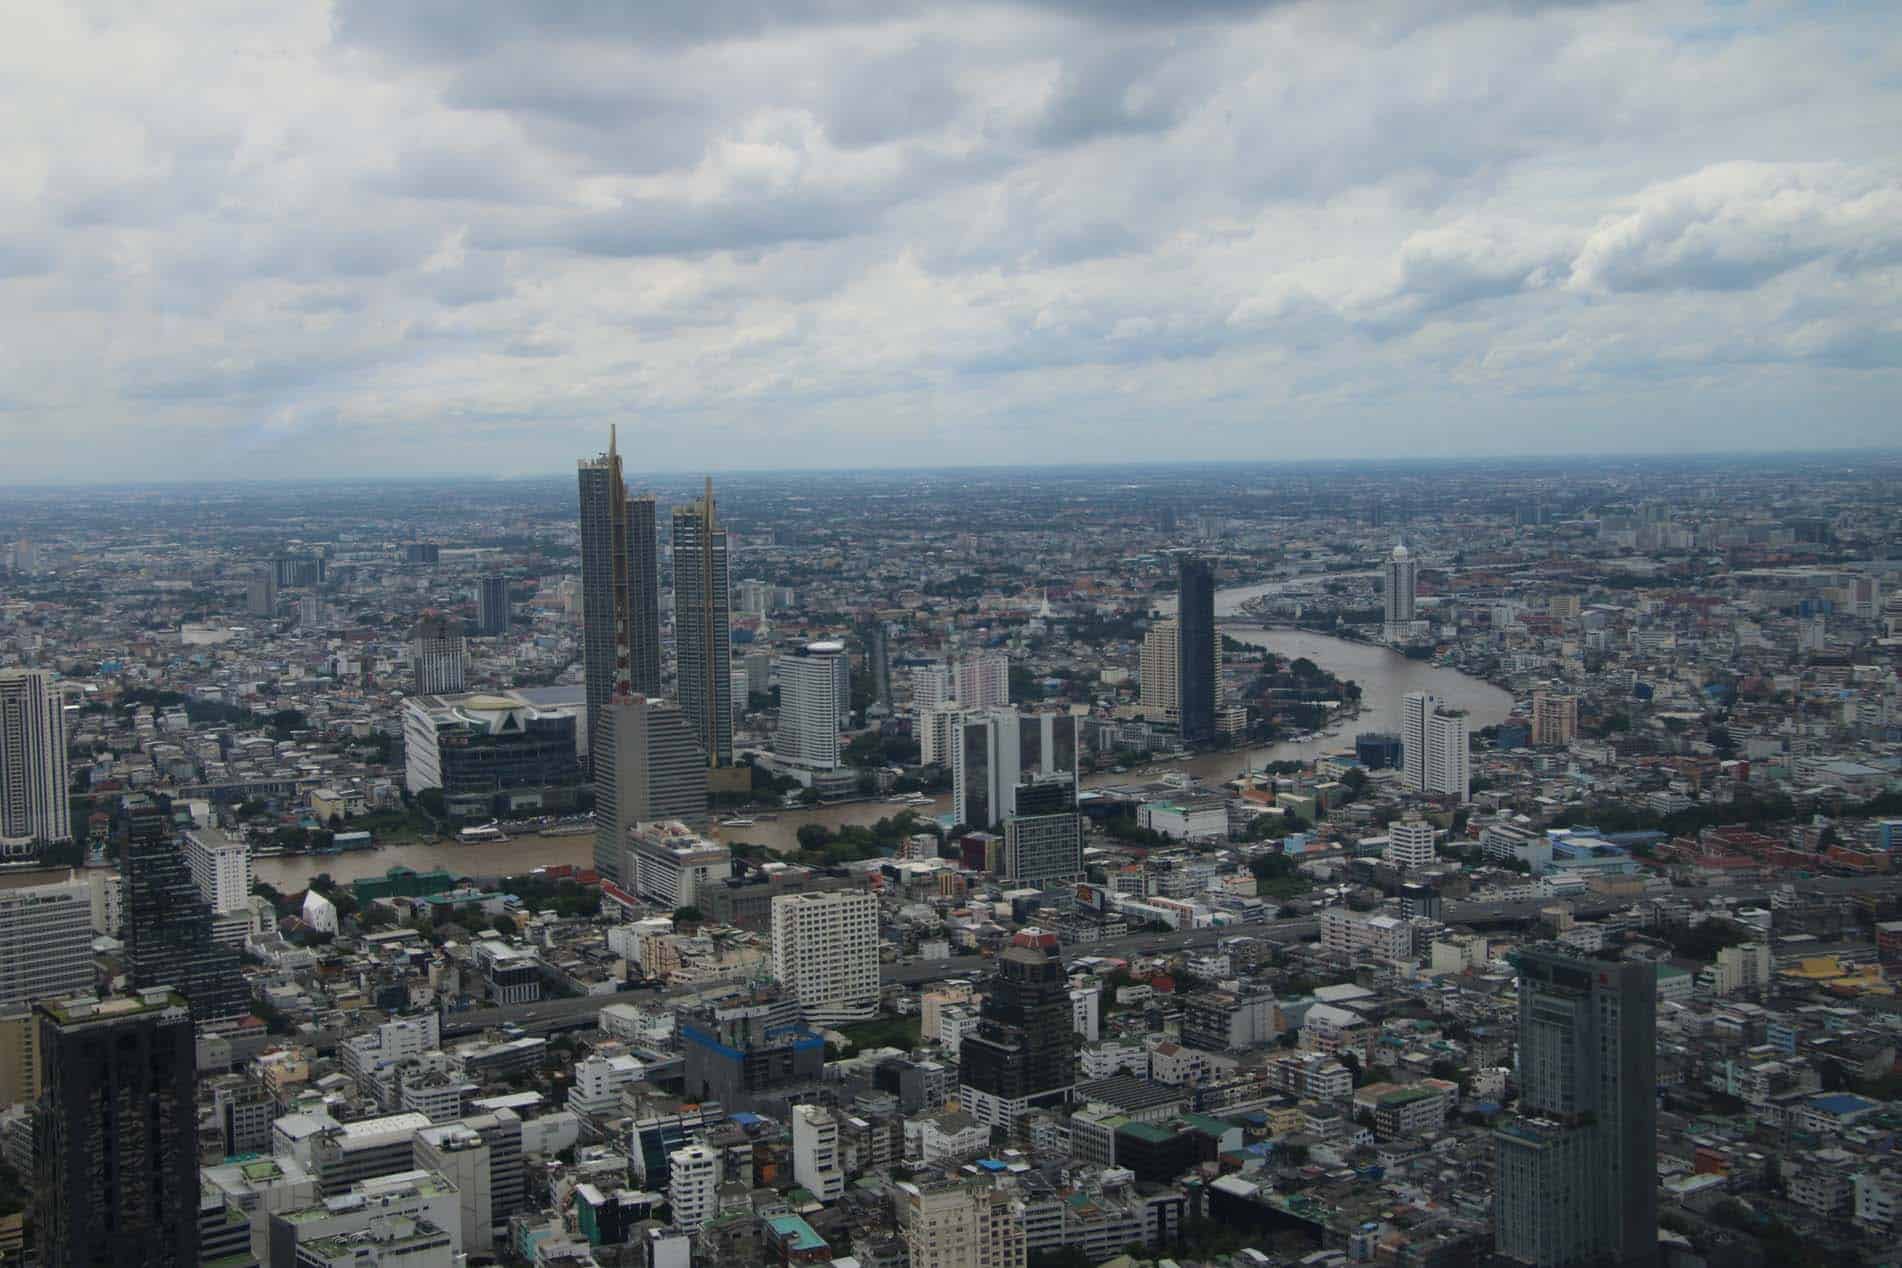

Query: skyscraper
[[245, 568, 277, 618], [0, 881, 93, 1008], [863, 619, 893, 713], [912, 663, 953, 765], [772, 890, 879, 1024], [1495, 946, 1657, 1268], [410, 615, 466, 695], [579, 430, 641, 752], [1532, 691, 1579, 747], [1383, 540, 1418, 644], [0, 668, 71, 847], [1402, 692, 1470, 802], [774, 641, 846, 775], [1176, 555, 1217, 743], [953, 650, 1010, 709], [477, 572, 510, 637], [119, 795, 249, 1021], [34, 987, 199, 1266], [959, 929, 1076, 1128], [591, 696, 709, 885], [673, 479, 733, 768], [1004, 780, 1084, 890], [627, 493, 661, 698], [952, 709, 1078, 832], [1139, 619, 1178, 717], [1140, 617, 1222, 726]]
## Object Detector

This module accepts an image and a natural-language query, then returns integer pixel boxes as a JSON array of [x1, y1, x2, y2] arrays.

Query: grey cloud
[[0, 243, 52, 279]]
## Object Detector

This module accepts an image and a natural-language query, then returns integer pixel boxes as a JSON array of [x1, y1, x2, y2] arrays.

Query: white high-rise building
[[951, 709, 1080, 832], [772, 890, 879, 1024], [0, 881, 93, 1008], [1383, 541, 1418, 644], [1386, 816, 1437, 871], [919, 703, 964, 771], [954, 651, 1010, 710], [666, 1143, 720, 1232], [1402, 692, 1469, 802], [912, 664, 953, 764], [790, 1104, 845, 1203], [627, 822, 730, 909], [410, 616, 466, 695], [774, 641, 846, 774], [184, 826, 254, 914], [0, 669, 71, 850]]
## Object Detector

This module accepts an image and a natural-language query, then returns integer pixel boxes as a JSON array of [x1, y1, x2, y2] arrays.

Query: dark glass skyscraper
[[958, 930, 1075, 1128], [628, 493, 661, 698], [1494, 945, 1657, 1268], [119, 794, 248, 1022], [1176, 554, 1216, 743], [477, 572, 510, 636], [578, 429, 634, 755], [673, 479, 732, 768], [34, 988, 199, 1266]]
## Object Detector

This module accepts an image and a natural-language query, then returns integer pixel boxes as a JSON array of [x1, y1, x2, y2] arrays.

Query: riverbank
[[0, 613, 1511, 896]]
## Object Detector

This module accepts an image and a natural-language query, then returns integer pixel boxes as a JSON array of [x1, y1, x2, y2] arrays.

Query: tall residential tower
[[673, 480, 733, 768], [0, 669, 71, 848], [1494, 946, 1657, 1267], [578, 429, 663, 755], [1383, 540, 1419, 644]]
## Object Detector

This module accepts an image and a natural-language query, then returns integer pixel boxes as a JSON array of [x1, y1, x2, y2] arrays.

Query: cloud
[[1568, 161, 1902, 293], [0, 0, 1898, 480]]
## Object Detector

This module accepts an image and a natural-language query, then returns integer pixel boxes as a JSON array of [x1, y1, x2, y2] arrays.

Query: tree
[[1338, 1050, 1364, 1086], [797, 824, 831, 852], [490, 912, 517, 937], [673, 906, 704, 925]]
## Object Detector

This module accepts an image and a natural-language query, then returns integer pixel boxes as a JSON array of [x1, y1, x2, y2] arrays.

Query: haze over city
[[4, 4, 1902, 1268], [4, 0, 1901, 480]]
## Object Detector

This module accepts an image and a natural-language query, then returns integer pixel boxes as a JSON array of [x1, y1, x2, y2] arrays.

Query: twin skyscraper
[[578, 429, 731, 883]]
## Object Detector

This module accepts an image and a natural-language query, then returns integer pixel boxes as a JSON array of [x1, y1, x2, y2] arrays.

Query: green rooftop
[[764, 1213, 827, 1252]]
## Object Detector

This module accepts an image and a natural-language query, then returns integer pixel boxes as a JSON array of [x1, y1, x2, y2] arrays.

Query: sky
[[3, 1, 1899, 481]]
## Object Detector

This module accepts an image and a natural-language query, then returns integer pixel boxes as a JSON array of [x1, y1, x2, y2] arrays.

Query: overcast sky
[[4, 1, 1898, 481]]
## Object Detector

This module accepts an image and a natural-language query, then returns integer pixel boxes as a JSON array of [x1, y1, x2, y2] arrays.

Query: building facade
[[591, 697, 709, 885], [1532, 691, 1579, 748], [1383, 540, 1419, 644], [119, 795, 248, 1021], [476, 573, 510, 637], [1494, 946, 1657, 1268], [402, 690, 584, 811], [772, 890, 879, 1025], [1176, 555, 1216, 743], [34, 990, 199, 1266], [1402, 692, 1469, 802], [0, 881, 93, 1009], [959, 931, 1076, 1128], [673, 480, 733, 767], [775, 642, 847, 775], [0, 669, 71, 850], [954, 651, 1010, 711], [952, 709, 1079, 832], [410, 616, 466, 695]]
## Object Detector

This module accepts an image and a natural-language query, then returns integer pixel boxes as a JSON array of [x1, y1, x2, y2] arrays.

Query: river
[[5, 594, 1510, 893]]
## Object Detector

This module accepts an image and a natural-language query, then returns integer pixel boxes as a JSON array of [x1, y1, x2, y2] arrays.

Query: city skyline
[[2, 4, 1899, 480]]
